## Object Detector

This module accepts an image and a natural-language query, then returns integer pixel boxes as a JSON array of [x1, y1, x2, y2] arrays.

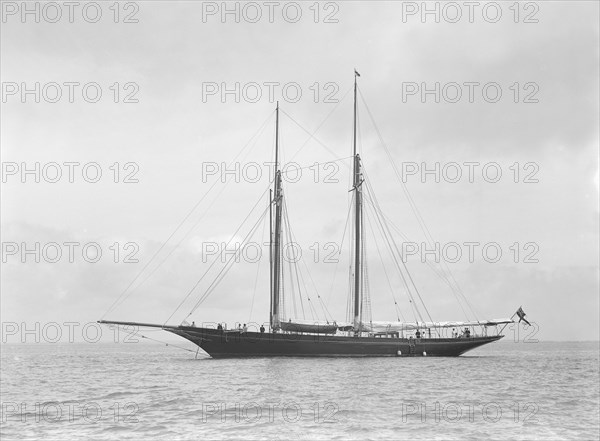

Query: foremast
[[270, 102, 283, 331], [352, 70, 363, 335], [271, 74, 363, 334]]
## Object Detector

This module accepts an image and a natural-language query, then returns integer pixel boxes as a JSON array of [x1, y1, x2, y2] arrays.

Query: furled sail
[[280, 319, 338, 334], [362, 319, 513, 333]]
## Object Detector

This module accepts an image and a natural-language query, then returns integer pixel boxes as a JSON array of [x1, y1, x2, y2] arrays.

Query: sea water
[[1, 341, 598, 440]]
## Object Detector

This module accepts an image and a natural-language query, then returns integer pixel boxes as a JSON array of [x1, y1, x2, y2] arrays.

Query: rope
[[248, 205, 268, 322], [102, 112, 275, 319], [186, 201, 271, 319], [139, 334, 198, 354], [364, 171, 433, 322], [364, 204, 406, 322], [359, 90, 479, 321], [287, 85, 352, 163], [325, 191, 354, 307], [281, 109, 352, 168], [165, 183, 271, 324]]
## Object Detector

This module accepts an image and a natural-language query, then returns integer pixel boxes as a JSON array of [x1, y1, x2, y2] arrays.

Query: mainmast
[[352, 70, 362, 334], [271, 102, 283, 331]]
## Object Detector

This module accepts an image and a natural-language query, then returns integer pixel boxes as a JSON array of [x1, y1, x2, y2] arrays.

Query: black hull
[[170, 327, 502, 358]]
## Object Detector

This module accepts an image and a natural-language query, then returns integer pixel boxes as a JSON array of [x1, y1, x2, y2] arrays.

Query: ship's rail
[[98, 319, 511, 340]]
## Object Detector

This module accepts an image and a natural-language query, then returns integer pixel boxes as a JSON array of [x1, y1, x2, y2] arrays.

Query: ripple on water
[[0, 342, 598, 440]]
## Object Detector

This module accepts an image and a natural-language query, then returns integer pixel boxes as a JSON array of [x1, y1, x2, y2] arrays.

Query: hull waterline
[[170, 326, 503, 358]]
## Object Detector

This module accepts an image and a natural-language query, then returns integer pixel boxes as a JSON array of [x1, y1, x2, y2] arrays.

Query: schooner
[[100, 72, 523, 357]]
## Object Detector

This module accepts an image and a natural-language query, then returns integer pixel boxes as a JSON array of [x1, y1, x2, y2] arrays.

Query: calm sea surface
[[1, 341, 598, 440]]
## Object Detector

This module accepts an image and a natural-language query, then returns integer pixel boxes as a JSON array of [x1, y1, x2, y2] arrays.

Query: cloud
[[2, 1, 598, 341]]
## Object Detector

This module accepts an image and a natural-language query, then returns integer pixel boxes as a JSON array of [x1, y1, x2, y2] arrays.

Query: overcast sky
[[1, 1, 598, 342]]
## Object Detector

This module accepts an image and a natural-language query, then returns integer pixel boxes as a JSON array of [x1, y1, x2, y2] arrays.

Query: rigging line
[[324, 255, 341, 310], [362, 178, 422, 323], [359, 180, 466, 320], [102, 111, 275, 319], [359, 180, 474, 316], [288, 85, 353, 163], [443, 267, 478, 319], [322, 193, 353, 312], [278, 156, 354, 179], [190, 199, 270, 312], [324, 188, 355, 308], [164, 182, 272, 325], [306, 292, 319, 322], [296, 235, 330, 322], [365, 175, 422, 312], [361, 180, 411, 299], [280, 242, 285, 321], [139, 335, 197, 354], [283, 198, 321, 322], [360, 219, 369, 325], [357, 93, 471, 320], [346, 258, 355, 325], [110, 173, 245, 315], [188, 203, 271, 318], [285, 204, 307, 320], [358, 90, 479, 321], [338, 190, 353, 254], [284, 212, 320, 323], [310, 267, 335, 323], [107, 325, 197, 353], [376, 212, 472, 321], [347, 199, 356, 325], [288, 217, 336, 323], [248, 204, 268, 323], [280, 184, 304, 319], [280, 194, 324, 322], [280, 109, 351, 168], [366, 179, 435, 325], [363, 261, 372, 325], [376, 207, 478, 321], [375, 209, 461, 289], [283, 204, 299, 319], [318, 293, 334, 323], [360, 243, 365, 326], [359, 91, 437, 247], [363, 202, 406, 322]]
